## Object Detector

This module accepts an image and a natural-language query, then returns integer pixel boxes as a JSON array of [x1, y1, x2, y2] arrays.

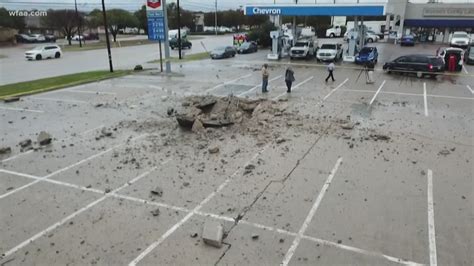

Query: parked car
[[365, 31, 379, 43], [355, 46, 378, 64], [290, 38, 318, 59], [210, 46, 236, 59], [169, 38, 192, 49], [437, 47, 465, 71], [44, 35, 56, 42], [383, 54, 444, 78], [15, 34, 36, 43], [30, 34, 46, 42], [237, 42, 258, 54], [400, 35, 415, 46], [450, 31, 470, 48], [66, 35, 84, 41], [25, 45, 62, 61], [316, 43, 343, 62], [464, 44, 474, 65], [83, 33, 99, 40]]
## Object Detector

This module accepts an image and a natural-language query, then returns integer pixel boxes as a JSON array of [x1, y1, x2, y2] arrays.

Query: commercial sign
[[146, 0, 165, 41], [423, 7, 474, 17], [245, 5, 385, 16]]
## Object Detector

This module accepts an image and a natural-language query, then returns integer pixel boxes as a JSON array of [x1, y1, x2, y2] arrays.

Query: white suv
[[25, 45, 62, 60], [317, 43, 343, 62], [450, 31, 470, 48]]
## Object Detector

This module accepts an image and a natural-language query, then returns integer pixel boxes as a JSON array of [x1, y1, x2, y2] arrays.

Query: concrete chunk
[[37, 131, 52, 145], [202, 221, 223, 248]]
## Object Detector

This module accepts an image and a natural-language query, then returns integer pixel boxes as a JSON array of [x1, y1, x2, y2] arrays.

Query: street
[[0, 34, 232, 85], [0, 40, 472, 265]]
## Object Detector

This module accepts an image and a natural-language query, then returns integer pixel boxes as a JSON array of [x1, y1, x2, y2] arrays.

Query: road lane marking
[[340, 88, 474, 100], [273, 76, 314, 100], [128, 143, 271, 266], [369, 80, 386, 106], [322, 78, 349, 100], [467, 85, 474, 94], [0, 134, 146, 199], [30, 97, 87, 104], [281, 157, 343, 266], [0, 107, 44, 113], [237, 75, 283, 97], [1, 166, 159, 259], [424, 83, 429, 117], [205, 73, 253, 93], [427, 169, 437, 266]]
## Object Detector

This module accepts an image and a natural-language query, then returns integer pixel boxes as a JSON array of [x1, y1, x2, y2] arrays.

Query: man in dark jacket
[[285, 67, 295, 93]]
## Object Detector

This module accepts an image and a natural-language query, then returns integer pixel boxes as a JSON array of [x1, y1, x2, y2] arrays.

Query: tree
[[95, 9, 138, 42], [134, 5, 147, 34], [41, 9, 81, 45], [248, 21, 276, 48], [0, 7, 26, 30]]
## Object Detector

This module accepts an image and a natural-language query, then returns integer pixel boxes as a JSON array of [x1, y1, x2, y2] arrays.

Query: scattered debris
[[94, 103, 104, 108], [196, 96, 217, 109], [191, 119, 205, 133], [101, 128, 113, 137], [19, 139, 32, 148], [183, 182, 190, 187], [190, 233, 198, 238], [37, 131, 52, 145], [279, 238, 285, 243], [208, 146, 220, 154], [151, 186, 163, 197], [341, 123, 355, 130], [370, 134, 390, 141], [150, 208, 160, 217], [0, 146, 12, 155], [251, 234, 259, 240], [104, 188, 111, 193], [276, 138, 286, 144], [202, 220, 223, 248], [244, 164, 256, 175], [439, 149, 451, 156], [167, 107, 175, 116]]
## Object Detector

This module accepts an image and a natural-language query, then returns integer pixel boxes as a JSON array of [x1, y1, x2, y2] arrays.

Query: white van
[[168, 29, 188, 40], [326, 26, 342, 38]]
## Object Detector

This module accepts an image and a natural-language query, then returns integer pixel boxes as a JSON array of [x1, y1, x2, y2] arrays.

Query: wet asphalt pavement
[[0, 41, 473, 266]]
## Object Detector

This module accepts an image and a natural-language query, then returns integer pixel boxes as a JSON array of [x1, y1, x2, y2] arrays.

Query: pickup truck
[[290, 39, 318, 59], [326, 26, 342, 38]]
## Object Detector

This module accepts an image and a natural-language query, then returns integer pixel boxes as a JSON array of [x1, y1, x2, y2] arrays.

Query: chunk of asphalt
[[19, 139, 32, 148], [3, 96, 20, 103], [37, 131, 52, 146], [202, 221, 223, 248], [150, 208, 160, 217], [251, 234, 259, 240], [150, 186, 163, 197], [208, 146, 220, 154], [0, 146, 12, 155]]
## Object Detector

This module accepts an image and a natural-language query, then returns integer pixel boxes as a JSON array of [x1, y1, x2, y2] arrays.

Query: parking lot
[[0, 41, 472, 266]]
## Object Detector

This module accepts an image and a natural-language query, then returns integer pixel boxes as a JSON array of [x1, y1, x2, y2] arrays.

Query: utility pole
[[293, 0, 298, 40], [214, 0, 218, 35], [74, 0, 82, 47], [177, 0, 182, 59], [101, 0, 113, 72]]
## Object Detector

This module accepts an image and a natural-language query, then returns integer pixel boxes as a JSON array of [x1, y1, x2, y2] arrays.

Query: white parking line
[[424, 83, 429, 117], [467, 85, 474, 94], [281, 157, 343, 266], [30, 97, 87, 104], [427, 169, 437, 266], [369, 80, 386, 106], [273, 76, 314, 100], [322, 78, 349, 100], [1, 167, 158, 258], [237, 75, 283, 97], [128, 143, 271, 266], [340, 89, 474, 100], [205, 73, 253, 93], [0, 107, 44, 113]]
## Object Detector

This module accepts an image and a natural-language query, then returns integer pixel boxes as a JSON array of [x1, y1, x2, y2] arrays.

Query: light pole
[[74, 0, 82, 47], [214, 0, 218, 35], [101, 0, 113, 72], [177, 0, 182, 59]]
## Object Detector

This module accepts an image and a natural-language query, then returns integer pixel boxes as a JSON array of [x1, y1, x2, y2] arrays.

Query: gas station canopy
[[244, 4, 386, 17]]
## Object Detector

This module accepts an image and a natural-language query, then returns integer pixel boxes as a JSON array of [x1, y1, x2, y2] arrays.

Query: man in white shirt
[[325, 62, 335, 82]]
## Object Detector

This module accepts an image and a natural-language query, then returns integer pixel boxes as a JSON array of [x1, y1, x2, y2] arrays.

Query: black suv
[[383, 54, 444, 78], [170, 38, 192, 50]]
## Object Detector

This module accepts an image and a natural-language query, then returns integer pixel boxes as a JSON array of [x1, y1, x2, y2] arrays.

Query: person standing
[[285, 66, 295, 93], [366, 60, 375, 84], [325, 62, 335, 82], [261, 64, 269, 93]]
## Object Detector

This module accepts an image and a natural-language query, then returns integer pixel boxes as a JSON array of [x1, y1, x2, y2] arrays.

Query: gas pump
[[268, 30, 283, 60]]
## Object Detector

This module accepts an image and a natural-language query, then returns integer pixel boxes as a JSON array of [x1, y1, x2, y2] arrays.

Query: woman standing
[[285, 67, 295, 93]]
